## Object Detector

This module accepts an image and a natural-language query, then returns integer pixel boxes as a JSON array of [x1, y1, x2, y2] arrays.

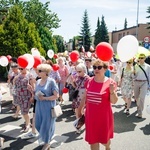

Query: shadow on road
[[114, 109, 146, 133]]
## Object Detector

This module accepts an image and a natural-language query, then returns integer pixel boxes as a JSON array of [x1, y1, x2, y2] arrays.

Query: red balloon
[[18, 55, 28, 68], [109, 65, 114, 70], [6, 55, 12, 62], [96, 42, 113, 61], [62, 87, 69, 93], [53, 54, 58, 59], [52, 64, 59, 71], [69, 50, 79, 62], [33, 56, 42, 68]]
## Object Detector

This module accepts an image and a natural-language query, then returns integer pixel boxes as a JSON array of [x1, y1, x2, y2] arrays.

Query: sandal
[[23, 125, 30, 133], [10, 105, 16, 110]]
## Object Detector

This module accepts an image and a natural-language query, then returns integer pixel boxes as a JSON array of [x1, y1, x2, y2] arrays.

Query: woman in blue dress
[[35, 64, 59, 150]]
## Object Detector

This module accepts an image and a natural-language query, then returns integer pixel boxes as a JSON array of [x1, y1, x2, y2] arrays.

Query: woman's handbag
[[73, 114, 85, 130], [72, 90, 79, 99], [51, 105, 63, 118]]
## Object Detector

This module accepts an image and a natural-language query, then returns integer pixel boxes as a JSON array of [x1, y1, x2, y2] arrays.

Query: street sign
[[143, 36, 150, 43], [143, 42, 150, 49]]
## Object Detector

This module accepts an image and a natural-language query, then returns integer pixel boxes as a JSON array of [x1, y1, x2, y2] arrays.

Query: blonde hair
[[37, 64, 52, 75]]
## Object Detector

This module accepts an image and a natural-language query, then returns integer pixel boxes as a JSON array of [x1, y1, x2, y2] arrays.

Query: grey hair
[[76, 63, 87, 74]]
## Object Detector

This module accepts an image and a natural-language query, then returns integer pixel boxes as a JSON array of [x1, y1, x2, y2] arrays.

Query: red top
[[85, 77, 116, 144]]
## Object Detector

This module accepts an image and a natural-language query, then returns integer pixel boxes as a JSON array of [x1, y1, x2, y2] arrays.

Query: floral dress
[[72, 75, 89, 109], [120, 68, 134, 99], [15, 73, 33, 114]]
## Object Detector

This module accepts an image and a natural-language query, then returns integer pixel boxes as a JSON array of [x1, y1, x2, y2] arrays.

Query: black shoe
[[125, 109, 130, 116], [124, 103, 127, 109]]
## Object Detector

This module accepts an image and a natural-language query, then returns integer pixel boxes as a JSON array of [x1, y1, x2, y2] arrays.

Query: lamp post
[[136, 0, 139, 38]]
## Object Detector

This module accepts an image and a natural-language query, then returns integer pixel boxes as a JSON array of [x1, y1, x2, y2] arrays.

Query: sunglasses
[[126, 62, 132, 64], [138, 57, 145, 59], [18, 68, 24, 70], [93, 65, 103, 70], [38, 70, 45, 73], [11, 66, 18, 68], [77, 71, 82, 73]]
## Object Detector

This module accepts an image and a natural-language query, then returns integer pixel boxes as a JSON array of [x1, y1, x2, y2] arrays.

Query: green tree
[[124, 18, 127, 29], [22, 0, 60, 31], [26, 23, 45, 56], [99, 15, 109, 42], [53, 35, 65, 53], [94, 17, 101, 47], [80, 10, 92, 52], [146, 6, 150, 31], [38, 26, 57, 57], [0, 5, 43, 57]]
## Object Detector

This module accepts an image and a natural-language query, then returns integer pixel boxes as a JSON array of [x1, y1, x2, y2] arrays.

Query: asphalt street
[[0, 85, 150, 150]]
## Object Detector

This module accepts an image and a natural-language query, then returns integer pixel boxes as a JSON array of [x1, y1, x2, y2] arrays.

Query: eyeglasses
[[126, 62, 132, 64], [18, 68, 24, 70], [93, 65, 103, 70], [138, 57, 145, 59], [38, 70, 45, 73], [11, 66, 18, 68], [77, 71, 82, 73]]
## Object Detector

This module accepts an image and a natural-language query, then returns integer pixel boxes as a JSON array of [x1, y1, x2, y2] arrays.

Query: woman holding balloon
[[83, 59, 118, 150]]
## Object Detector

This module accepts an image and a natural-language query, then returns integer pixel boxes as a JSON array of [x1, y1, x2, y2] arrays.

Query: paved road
[[0, 85, 150, 150]]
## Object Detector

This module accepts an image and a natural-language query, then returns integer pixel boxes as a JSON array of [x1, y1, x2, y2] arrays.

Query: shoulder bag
[[51, 105, 63, 118]]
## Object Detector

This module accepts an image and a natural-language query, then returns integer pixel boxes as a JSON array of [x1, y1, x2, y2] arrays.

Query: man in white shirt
[[134, 53, 150, 118]]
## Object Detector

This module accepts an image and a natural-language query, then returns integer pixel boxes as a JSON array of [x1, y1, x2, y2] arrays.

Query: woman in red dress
[[84, 59, 118, 150]]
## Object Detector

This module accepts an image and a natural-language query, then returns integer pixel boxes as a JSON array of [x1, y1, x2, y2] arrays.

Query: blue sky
[[40, 0, 149, 42]]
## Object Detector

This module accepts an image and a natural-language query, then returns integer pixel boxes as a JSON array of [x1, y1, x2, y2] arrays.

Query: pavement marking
[[0, 124, 69, 148]]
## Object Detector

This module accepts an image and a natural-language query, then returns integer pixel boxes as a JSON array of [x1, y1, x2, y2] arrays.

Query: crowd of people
[[0, 51, 150, 150]]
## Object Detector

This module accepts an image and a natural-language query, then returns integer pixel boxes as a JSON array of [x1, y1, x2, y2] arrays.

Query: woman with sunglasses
[[71, 63, 89, 133], [35, 64, 59, 150], [84, 59, 118, 150], [119, 59, 134, 115], [13, 67, 35, 132]]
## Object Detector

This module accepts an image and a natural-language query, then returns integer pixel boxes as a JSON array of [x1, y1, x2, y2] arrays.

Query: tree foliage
[[0, 5, 43, 57], [22, 0, 60, 30], [80, 10, 92, 52], [94, 17, 101, 47], [146, 6, 150, 31], [53, 35, 65, 53], [38, 26, 57, 57], [99, 15, 109, 43], [124, 18, 127, 29]]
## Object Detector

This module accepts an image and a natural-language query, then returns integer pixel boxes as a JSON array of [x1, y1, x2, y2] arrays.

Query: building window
[[123, 32, 125, 36], [118, 33, 122, 41], [127, 32, 129, 35]]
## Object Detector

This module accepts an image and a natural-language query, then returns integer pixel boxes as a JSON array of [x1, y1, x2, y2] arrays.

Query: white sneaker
[[22, 132, 37, 140]]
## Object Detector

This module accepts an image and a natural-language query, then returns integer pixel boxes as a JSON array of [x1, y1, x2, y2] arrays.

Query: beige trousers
[[134, 81, 148, 115]]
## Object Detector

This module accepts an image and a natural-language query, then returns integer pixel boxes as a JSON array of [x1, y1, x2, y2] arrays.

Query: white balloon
[[87, 51, 92, 57], [23, 54, 34, 69], [0, 56, 9, 67], [31, 48, 38, 53], [47, 50, 54, 58], [117, 35, 138, 62], [31, 49, 41, 57]]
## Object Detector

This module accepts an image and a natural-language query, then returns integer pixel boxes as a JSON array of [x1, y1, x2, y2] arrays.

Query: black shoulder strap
[[121, 68, 124, 79], [138, 65, 149, 85]]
